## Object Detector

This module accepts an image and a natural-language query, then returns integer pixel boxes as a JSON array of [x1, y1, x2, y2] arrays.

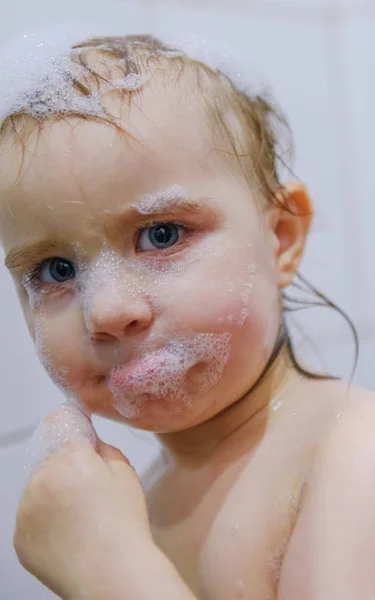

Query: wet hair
[[0, 33, 359, 381]]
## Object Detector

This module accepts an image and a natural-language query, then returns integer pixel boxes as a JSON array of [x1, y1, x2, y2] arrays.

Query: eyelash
[[23, 221, 192, 291]]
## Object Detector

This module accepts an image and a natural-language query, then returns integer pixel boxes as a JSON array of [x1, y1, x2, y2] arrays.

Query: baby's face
[[0, 82, 281, 432]]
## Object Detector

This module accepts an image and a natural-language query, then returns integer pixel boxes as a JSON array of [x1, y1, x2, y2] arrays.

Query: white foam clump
[[23, 403, 98, 489], [0, 24, 149, 126], [109, 332, 231, 419], [0, 24, 262, 128], [158, 31, 259, 97]]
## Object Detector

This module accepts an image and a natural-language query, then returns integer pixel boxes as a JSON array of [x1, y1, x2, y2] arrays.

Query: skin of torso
[[142, 377, 363, 600]]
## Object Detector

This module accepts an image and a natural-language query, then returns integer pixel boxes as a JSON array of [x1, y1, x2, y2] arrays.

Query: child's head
[[0, 33, 312, 432]]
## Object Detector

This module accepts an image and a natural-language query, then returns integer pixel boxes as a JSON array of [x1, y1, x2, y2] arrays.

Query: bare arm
[[70, 544, 198, 600], [278, 400, 375, 600]]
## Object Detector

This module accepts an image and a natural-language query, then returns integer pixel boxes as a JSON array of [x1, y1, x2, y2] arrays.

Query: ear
[[267, 181, 313, 289]]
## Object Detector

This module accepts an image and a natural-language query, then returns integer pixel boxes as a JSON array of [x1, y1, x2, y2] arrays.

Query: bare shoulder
[[305, 376, 374, 405], [322, 382, 375, 457], [303, 378, 375, 464], [296, 376, 375, 426], [278, 382, 375, 599]]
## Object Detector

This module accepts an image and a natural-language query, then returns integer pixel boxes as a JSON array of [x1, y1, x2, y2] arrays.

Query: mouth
[[103, 333, 232, 417], [107, 345, 198, 396]]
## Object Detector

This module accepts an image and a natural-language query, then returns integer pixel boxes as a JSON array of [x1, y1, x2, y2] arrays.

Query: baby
[[1, 31, 375, 600]]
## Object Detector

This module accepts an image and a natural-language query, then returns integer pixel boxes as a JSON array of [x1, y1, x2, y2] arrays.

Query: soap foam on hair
[[0, 25, 262, 128]]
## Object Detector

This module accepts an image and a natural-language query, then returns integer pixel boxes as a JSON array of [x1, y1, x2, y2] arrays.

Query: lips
[[109, 352, 165, 389], [106, 334, 232, 419]]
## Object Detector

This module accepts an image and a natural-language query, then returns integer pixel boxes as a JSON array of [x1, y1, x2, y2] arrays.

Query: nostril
[[91, 331, 114, 342]]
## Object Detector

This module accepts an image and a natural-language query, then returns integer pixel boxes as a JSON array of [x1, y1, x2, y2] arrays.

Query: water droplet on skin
[[231, 523, 240, 535], [235, 580, 245, 596], [271, 399, 284, 412]]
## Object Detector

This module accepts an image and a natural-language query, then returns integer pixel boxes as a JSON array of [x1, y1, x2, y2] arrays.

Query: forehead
[[0, 74, 227, 245]]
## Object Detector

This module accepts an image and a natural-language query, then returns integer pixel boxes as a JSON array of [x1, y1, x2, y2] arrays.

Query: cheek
[[31, 310, 87, 393], [162, 237, 277, 333]]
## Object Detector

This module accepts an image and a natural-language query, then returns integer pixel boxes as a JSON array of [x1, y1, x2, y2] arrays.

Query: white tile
[[265, 0, 370, 7], [139, 0, 371, 17], [253, 0, 369, 8], [0, 1, 144, 44]]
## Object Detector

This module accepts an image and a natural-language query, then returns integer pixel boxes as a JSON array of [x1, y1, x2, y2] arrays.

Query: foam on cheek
[[33, 314, 72, 394], [237, 262, 256, 327], [21, 274, 48, 311], [23, 403, 98, 489], [108, 333, 231, 419], [217, 260, 256, 328]]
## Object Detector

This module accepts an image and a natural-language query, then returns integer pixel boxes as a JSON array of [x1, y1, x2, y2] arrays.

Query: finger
[[97, 441, 135, 474], [23, 403, 99, 487]]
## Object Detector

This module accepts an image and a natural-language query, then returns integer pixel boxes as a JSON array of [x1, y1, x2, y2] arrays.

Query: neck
[[156, 337, 299, 466]]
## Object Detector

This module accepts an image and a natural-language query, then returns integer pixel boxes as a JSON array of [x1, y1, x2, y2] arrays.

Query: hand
[[13, 405, 153, 599]]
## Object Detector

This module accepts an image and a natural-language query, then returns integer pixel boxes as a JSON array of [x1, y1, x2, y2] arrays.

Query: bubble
[[34, 315, 71, 393], [235, 580, 245, 596], [231, 523, 240, 535], [271, 394, 284, 412], [108, 333, 231, 419], [236, 264, 256, 327], [155, 31, 262, 98], [0, 26, 150, 127], [23, 403, 98, 490]]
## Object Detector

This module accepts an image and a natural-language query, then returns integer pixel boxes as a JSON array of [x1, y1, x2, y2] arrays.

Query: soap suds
[[23, 403, 98, 489], [108, 333, 231, 419]]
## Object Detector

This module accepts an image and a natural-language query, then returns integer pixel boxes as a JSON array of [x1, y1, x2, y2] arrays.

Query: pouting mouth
[[109, 347, 197, 382]]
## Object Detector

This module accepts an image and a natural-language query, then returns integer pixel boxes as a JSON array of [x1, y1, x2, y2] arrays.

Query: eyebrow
[[103, 192, 216, 236], [5, 240, 66, 274], [134, 190, 209, 216]]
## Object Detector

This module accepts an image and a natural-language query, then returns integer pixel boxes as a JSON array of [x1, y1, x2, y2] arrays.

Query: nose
[[85, 287, 153, 341]]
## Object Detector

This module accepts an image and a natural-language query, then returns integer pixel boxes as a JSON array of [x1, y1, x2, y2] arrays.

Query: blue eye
[[137, 223, 184, 251], [39, 258, 76, 283]]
